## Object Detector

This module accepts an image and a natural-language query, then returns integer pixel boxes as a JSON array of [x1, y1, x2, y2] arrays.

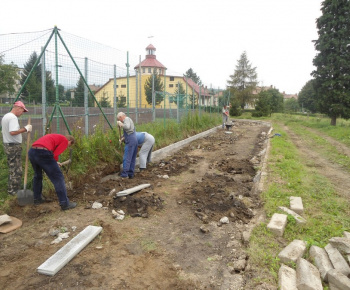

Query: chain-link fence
[[0, 27, 222, 137]]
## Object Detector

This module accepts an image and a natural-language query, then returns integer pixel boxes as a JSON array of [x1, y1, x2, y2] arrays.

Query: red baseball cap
[[14, 101, 28, 112]]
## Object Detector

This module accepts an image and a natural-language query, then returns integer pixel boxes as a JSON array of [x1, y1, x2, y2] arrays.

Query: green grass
[[247, 114, 350, 286]]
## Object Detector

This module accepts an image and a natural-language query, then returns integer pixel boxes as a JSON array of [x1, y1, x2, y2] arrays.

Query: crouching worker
[[122, 132, 155, 172], [136, 132, 155, 171], [28, 134, 76, 210]]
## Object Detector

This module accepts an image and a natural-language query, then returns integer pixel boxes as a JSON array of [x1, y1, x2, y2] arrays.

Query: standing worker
[[122, 132, 155, 172], [117, 112, 138, 179], [1, 101, 32, 196], [222, 104, 229, 129], [28, 134, 76, 210]]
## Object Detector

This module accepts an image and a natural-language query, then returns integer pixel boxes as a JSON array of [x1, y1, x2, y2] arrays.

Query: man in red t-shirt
[[28, 134, 76, 210]]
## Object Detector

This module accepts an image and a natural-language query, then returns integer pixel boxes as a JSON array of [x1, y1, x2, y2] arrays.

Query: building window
[[175, 84, 178, 87], [148, 68, 151, 73], [169, 84, 174, 88], [170, 77, 174, 81], [114, 85, 119, 88], [121, 84, 126, 88], [142, 68, 145, 73]]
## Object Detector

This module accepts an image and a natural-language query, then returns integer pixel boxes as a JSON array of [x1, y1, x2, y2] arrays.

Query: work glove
[[24, 124, 32, 132], [117, 121, 123, 127]]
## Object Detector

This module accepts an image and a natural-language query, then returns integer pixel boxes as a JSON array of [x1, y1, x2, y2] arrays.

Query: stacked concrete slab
[[275, 197, 350, 289]]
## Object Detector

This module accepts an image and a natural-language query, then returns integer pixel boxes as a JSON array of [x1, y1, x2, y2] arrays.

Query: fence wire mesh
[[0, 27, 221, 137]]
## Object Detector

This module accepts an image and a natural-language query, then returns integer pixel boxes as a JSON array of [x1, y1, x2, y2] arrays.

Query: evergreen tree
[[252, 92, 270, 117], [144, 71, 164, 106], [100, 95, 111, 107], [185, 68, 202, 85], [298, 80, 318, 113], [0, 55, 19, 96], [227, 51, 258, 109], [117, 92, 126, 108], [72, 76, 94, 107], [20, 51, 56, 104], [229, 99, 242, 116], [267, 88, 284, 114], [173, 82, 186, 108], [311, 0, 350, 125]]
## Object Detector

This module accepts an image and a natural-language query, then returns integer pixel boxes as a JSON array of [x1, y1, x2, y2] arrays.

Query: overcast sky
[[1, 0, 322, 94]]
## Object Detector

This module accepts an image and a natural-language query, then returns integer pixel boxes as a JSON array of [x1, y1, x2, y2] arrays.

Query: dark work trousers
[[28, 148, 69, 206], [121, 130, 138, 178]]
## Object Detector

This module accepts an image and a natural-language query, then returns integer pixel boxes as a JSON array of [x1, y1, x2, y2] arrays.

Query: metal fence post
[[84, 57, 89, 136], [41, 46, 46, 136], [114, 64, 117, 126]]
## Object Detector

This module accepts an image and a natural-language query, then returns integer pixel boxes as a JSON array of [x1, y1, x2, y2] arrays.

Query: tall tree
[[144, 71, 164, 106], [284, 98, 300, 113], [185, 68, 202, 85], [0, 55, 20, 97], [20, 51, 55, 104], [298, 80, 318, 113], [311, 0, 350, 125], [227, 51, 258, 109]]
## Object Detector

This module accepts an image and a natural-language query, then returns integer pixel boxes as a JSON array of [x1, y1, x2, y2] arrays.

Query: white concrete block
[[278, 239, 307, 264], [278, 264, 297, 290], [327, 269, 350, 290], [329, 237, 350, 254], [290, 196, 304, 215], [37, 225, 103, 276], [325, 243, 350, 277], [309, 245, 333, 282], [267, 213, 287, 237], [296, 258, 323, 290], [278, 206, 306, 224]]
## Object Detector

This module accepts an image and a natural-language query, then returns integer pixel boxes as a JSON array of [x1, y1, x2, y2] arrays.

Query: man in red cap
[[1, 101, 32, 196]]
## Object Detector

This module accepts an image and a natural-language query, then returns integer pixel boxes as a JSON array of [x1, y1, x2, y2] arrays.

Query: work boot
[[61, 201, 77, 211]]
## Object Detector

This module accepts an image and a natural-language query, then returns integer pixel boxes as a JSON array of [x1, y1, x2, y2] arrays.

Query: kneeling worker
[[28, 134, 76, 210]]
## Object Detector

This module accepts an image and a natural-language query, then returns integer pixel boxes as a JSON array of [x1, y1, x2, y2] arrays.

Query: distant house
[[94, 44, 215, 109], [282, 91, 298, 100]]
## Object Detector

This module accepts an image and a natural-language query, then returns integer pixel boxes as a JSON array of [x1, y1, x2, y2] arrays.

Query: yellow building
[[94, 44, 213, 108]]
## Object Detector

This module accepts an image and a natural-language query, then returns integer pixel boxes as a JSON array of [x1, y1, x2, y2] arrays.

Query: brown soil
[[0, 120, 271, 290]]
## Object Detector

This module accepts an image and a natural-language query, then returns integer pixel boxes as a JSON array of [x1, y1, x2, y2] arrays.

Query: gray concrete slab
[[329, 237, 350, 254], [278, 264, 297, 290], [327, 269, 350, 290], [309, 245, 333, 282], [325, 243, 350, 276], [296, 258, 323, 290], [289, 196, 304, 215], [278, 239, 307, 264], [37, 225, 103, 276], [278, 206, 306, 224], [267, 213, 287, 237]]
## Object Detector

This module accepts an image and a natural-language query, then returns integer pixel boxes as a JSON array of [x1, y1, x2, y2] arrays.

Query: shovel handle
[[23, 117, 31, 190]]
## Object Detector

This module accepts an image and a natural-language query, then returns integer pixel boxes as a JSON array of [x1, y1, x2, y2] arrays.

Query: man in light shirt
[[1, 101, 32, 196]]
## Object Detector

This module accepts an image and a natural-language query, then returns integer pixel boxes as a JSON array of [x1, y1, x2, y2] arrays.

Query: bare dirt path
[[0, 120, 271, 290], [283, 125, 350, 199]]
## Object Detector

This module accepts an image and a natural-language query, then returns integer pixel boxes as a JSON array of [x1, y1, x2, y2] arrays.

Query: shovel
[[17, 117, 34, 206]]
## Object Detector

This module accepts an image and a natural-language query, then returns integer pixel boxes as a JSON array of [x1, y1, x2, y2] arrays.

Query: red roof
[[146, 44, 156, 51], [183, 77, 211, 97], [134, 56, 166, 69]]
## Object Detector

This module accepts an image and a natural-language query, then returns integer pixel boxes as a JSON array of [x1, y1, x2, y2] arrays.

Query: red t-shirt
[[32, 134, 68, 161]]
